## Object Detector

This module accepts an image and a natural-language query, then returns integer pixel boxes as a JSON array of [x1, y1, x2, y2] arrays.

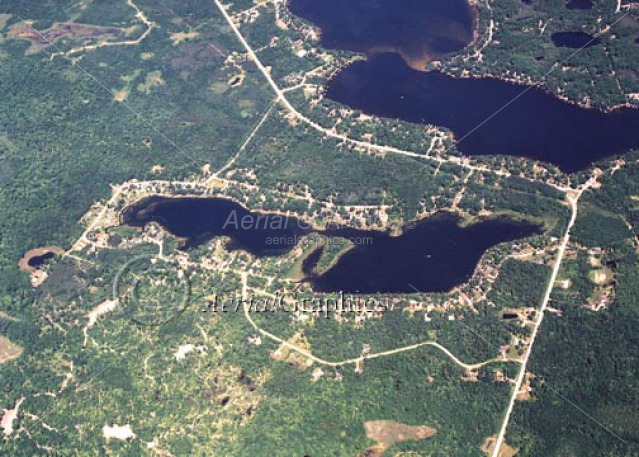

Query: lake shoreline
[[122, 194, 544, 294]]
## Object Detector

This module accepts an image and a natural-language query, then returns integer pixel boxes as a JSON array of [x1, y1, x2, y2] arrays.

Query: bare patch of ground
[[0, 336, 22, 364], [0, 311, 19, 322], [103, 423, 136, 441], [0, 13, 12, 31], [170, 31, 199, 46], [1, 397, 24, 437], [586, 284, 616, 311], [361, 420, 437, 456], [8, 21, 123, 55], [114, 89, 129, 102], [137, 70, 165, 94], [589, 267, 614, 285], [270, 332, 314, 370], [83, 299, 118, 347], [173, 343, 206, 361], [461, 370, 479, 382]]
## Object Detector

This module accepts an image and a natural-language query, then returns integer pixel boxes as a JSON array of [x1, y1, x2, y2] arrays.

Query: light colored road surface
[[491, 177, 598, 457], [52, 0, 156, 59], [211, 0, 571, 194], [63, 185, 124, 258], [240, 273, 503, 371], [210, 5, 621, 453]]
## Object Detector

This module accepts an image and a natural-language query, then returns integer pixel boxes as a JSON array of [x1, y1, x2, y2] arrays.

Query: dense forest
[[507, 159, 639, 456], [1, 0, 638, 455]]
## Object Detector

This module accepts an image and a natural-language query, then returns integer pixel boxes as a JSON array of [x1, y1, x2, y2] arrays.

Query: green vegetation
[[0, 0, 637, 456], [572, 205, 632, 248], [487, 259, 550, 310], [506, 160, 639, 456], [0, 0, 273, 300], [446, 0, 639, 109]]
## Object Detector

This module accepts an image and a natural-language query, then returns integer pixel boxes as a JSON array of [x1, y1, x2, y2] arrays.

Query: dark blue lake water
[[288, 0, 475, 70], [325, 53, 639, 173], [289, 1, 639, 172], [123, 197, 542, 293]]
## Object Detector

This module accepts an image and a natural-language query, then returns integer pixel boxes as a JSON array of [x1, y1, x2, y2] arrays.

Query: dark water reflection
[[552, 31, 600, 48], [288, 0, 475, 69], [326, 54, 639, 172], [566, 0, 594, 10], [287, 1, 639, 172], [123, 197, 542, 293], [27, 251, 56, 268], [304, 212, 542, 293]]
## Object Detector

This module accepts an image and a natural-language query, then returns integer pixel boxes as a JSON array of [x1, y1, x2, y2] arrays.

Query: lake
[[122, 197, 542, 293], [304, 212, 541, 293], [288, 0, 475, 70], [287, 1, 639, 172], [552, 31, 600, 48], [27, 251, 56, 268], [122, 196, 308, 255], [326, 53, 639, 173]]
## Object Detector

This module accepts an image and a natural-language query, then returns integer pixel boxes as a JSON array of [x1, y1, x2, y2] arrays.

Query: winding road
[[240, 273, 506, 372]]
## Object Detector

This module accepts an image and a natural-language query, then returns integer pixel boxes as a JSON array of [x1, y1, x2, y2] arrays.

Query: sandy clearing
[[173, 343, 206, 361], [1, 397, 25, 437], [103, 423, 136, 441], [363, 420, 437, 456], [170, 31, 199, 46], [18, 246, 64, 272], [0, 336, 23, 364], [482, 435, 518, 457], [83, 299, 118, 347]]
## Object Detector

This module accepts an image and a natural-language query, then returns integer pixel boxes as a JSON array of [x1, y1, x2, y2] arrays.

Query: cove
[[325, 53, 639, 173], [122, 196, 308, 255], [288, 0, 475, 70], [122, 197, 542, 293], [304, 212, 541, 294]]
